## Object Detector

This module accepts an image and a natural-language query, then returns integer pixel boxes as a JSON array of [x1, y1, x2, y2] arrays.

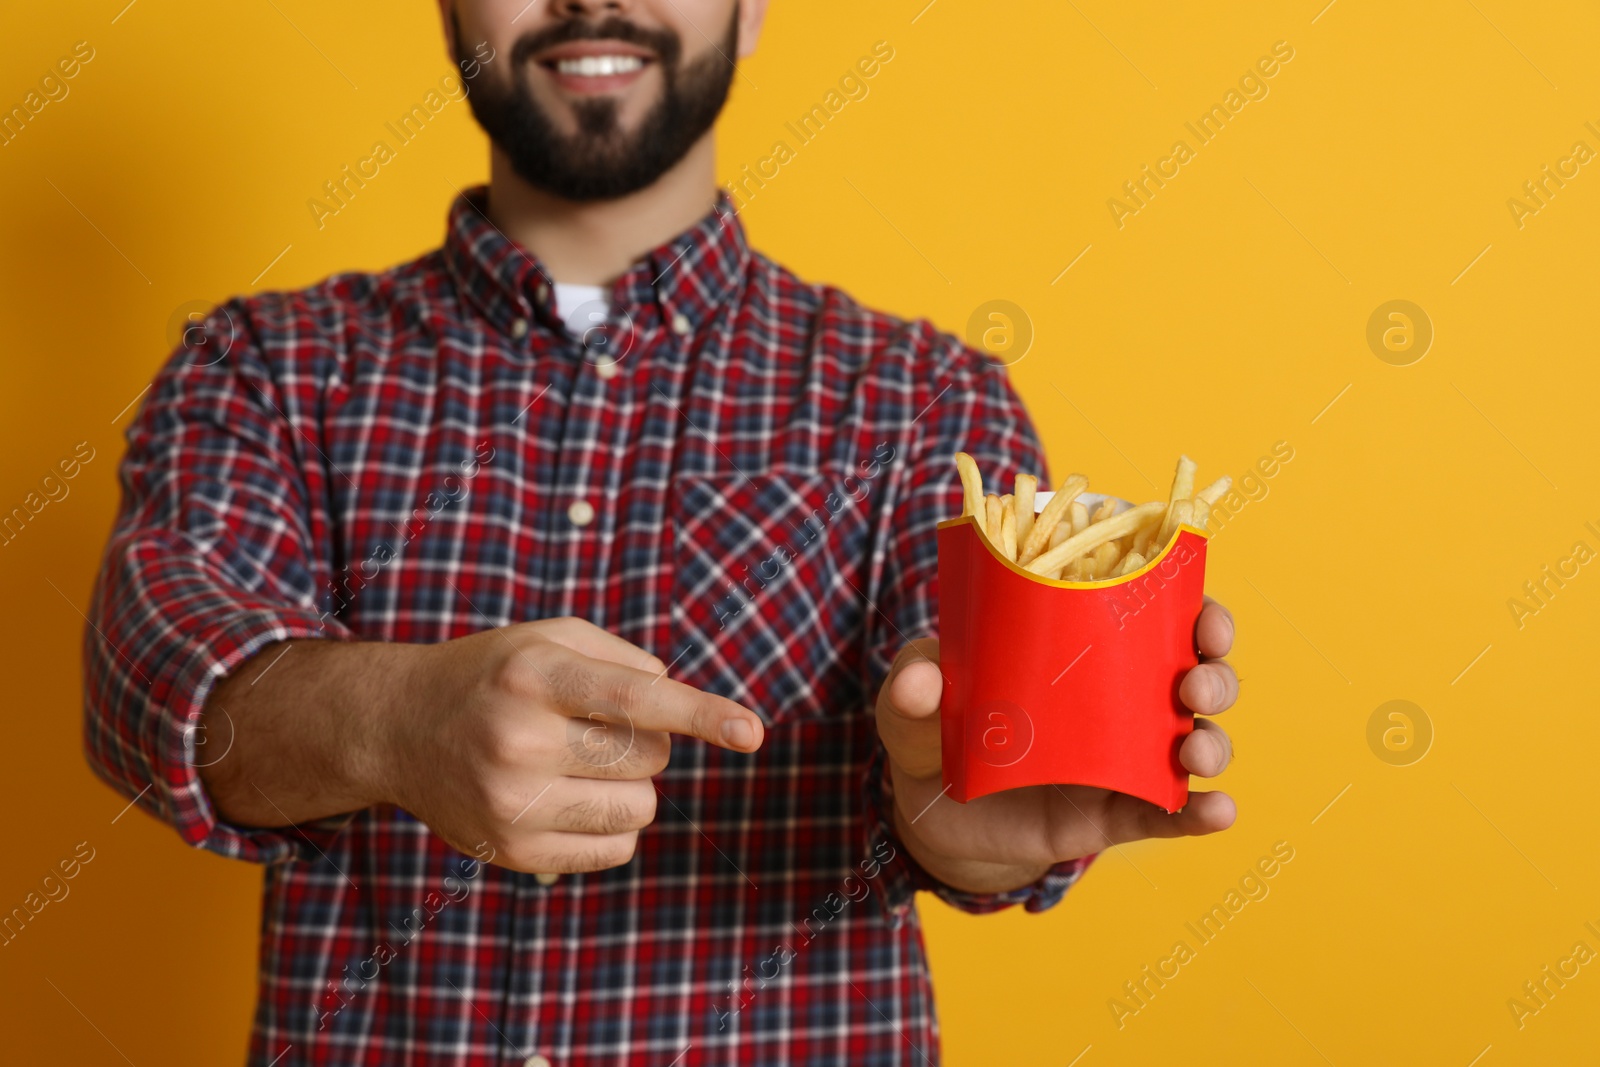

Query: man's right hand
[[377, 618, 765, 874], [198, 618, 764, 877]]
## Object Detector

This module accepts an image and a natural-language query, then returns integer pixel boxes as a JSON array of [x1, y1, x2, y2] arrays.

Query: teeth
[[554, 54, 644, 77]]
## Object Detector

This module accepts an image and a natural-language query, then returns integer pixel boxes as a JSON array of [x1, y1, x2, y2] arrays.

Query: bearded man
[[83, 2, 1241, 1063]]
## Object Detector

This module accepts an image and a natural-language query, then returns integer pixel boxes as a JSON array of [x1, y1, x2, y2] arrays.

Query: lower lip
[[540, 62, 651, 94]]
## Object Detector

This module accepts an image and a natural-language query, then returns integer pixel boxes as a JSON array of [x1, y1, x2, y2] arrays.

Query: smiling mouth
[[548, 54, 647, 77], [533, 42, 656, 91]]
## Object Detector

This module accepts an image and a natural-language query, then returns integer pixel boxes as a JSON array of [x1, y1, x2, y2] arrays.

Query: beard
[[454, 9, 738, 202]]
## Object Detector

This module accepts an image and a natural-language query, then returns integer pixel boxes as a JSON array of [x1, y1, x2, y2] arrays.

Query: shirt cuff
[[861, 731, 1097, 926], [148, 607, 358, 865]]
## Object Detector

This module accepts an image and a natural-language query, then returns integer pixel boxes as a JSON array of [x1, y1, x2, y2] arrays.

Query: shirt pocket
[[668, 466, 873, 724]]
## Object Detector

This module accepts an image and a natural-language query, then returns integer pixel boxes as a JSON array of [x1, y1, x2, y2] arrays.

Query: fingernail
[[721, 718, 754, 749], [1209, 672, 1225, 708]]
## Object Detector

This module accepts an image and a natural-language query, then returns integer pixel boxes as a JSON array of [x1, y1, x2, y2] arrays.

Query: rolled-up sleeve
[[82, 301, 354, 864], [861, 335, 1098, 921]]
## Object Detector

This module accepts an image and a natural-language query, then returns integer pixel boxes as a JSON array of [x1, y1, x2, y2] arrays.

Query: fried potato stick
[[1014, 473, 1037, 547], [1114, 551, 1147, 577], [1196, 475, 1231, 507], [1017, 474, 1088, 564], [1157, 455, 1198, 545], [1088, 541, 1120, 578], [1025, 501, 1165, 576], [955, 452, 985, 535], [1000, 504, 1018, 560]]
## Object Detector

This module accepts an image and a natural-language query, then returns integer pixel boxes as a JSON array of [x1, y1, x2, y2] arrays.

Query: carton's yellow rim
[[936, 513, 1210, 590]]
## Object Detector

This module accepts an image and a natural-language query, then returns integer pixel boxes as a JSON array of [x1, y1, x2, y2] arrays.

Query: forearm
[[197, 639, 417, 829]]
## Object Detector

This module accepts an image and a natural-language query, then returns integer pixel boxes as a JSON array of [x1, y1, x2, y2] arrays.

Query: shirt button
[[524, 1055, 552, 1067], [670, 313, 692, 336], [595, 359, 620, 380], [533, 873, 559, 888], [510, 318, 529, 339], [566, 500, 595, 527], [534, 282, 551, 303]]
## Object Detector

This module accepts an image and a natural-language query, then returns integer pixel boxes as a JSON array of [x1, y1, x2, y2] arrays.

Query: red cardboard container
[[936, 500, 1209, 812]]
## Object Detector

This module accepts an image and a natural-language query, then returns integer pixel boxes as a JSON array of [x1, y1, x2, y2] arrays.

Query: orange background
[[4, 1, 1600, 1064]]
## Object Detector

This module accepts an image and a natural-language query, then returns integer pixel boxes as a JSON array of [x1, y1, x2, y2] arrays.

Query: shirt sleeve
[[860, 333, 1098, 922], [82, 300, 357, 865]]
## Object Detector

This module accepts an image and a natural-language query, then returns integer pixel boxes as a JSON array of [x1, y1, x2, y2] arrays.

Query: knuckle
[[603, 674, 648, 720], [489, 637, 555, 700], [564, 711, 636, 770], [554, 798, 600, 831], [479, 719, 542, 772], [503, 833, 558, 874], [560, 792, 653, 835], [488, 648, 527, 697], [515, 831, 572, 876], [685, 698, 715, 743], [485, 788, 522, 827], [487, 780, 546, 826], [559, 797, 616, 834], [630, 787, 659, 830], [614, 792, 652, 831], [634, 731, 672, 776], [515, 834, 637, 874], [545, 655, 594, 709], [575, 832, 638, 872]]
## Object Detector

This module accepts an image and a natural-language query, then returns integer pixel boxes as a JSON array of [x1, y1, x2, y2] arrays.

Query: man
[[83, 1, 1241, 1063]]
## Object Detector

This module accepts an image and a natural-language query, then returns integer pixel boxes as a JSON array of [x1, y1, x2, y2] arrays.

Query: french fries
[[956, 453, 986, 535], [1017, 474, 1087, 564], [1000, 504, 1018, 561], [1013, 473, 1037, 546], [1114, 551, 1147, 577], [951, 451, 1219, 580]]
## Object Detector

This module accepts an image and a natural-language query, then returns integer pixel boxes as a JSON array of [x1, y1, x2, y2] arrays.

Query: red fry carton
[[936, 493, 1209, 812]]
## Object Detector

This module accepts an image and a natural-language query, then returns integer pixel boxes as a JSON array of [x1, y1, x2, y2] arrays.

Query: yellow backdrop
[[4, 1, 1597, 1063]]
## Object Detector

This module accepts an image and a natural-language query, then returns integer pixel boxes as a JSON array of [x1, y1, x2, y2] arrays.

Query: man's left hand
[[874, 598, 1239, 895]]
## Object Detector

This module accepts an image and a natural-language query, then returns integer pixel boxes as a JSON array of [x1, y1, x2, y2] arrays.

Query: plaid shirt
[[83, 186, 1095, 1067]]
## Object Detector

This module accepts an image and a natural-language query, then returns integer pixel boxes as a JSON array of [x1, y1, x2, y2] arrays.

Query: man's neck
[[484, 135, 720, 286]]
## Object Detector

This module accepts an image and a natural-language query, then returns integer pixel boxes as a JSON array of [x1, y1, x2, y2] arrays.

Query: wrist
[[336, 640, 432, 811]]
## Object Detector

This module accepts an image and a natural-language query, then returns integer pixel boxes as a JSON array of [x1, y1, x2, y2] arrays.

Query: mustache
[[511, 17, 683, 70]]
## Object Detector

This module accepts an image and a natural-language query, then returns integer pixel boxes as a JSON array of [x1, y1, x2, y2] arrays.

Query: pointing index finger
[[550, 659, 765, 753]]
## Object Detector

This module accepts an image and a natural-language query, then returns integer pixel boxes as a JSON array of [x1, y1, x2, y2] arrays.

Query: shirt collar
[[442, 184, 749, 342]]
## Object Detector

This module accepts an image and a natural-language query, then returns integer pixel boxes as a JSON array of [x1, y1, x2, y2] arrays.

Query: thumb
[[874, 638, 943, 781]]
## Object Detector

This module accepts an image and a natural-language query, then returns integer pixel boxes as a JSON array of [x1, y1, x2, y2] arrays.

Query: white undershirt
[[553, 282, 608, 337]]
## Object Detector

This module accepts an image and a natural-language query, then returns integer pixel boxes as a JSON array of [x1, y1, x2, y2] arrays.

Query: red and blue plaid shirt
[[83, 186, 1095, 1066]]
